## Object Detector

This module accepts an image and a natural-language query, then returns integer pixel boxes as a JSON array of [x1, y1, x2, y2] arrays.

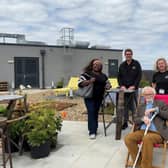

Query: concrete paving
[[12, 121, 168, 168]]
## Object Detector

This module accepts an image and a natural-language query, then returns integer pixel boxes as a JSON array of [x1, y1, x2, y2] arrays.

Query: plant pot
[[50, 141, 57, 149], [50, 133, 58, 149], [30, 141, 50, 159]]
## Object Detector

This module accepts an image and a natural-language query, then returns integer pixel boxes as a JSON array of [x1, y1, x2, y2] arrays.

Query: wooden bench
[[0, 81, 8, 91]]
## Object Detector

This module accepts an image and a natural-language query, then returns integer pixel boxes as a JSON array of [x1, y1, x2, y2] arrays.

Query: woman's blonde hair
[[155, 58, 168, 71]]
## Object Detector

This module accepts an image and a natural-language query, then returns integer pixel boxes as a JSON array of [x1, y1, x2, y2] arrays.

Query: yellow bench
[[108, 78, 119, 88], [54, 77, 79, 97]]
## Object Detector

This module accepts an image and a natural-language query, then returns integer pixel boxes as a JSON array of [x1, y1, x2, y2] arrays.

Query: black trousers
[[123, 90, 138, 123]]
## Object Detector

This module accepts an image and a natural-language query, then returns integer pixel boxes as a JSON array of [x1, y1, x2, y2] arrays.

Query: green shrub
[[25, 107, 62, 147], [0, 105, 7, 116], [139, 79, 150, 88], [56, 78, 64, 88], [8, 120, 26, 139]]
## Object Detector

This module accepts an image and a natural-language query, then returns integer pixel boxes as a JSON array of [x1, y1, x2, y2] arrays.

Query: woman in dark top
[[78, 58, 111, 139], [152, 58, 168, 94]]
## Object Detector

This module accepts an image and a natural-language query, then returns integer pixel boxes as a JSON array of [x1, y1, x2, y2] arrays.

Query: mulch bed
[[25, 89, 114, 122], [29, 101, 77, 111], [1, 89, 115, 122]]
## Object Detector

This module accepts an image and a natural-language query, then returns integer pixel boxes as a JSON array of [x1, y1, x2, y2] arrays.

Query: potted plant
[[56, 78, 64, 88], [25, 106, 62, 159], [6, 120, 27, 153], [50, 114, 62, 148], [0, 105, 27, 153]]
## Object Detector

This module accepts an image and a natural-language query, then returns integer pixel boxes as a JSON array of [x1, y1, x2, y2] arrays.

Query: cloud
[[0, 1, 48, 23], [0, 0, 168, 69], [40, 0, 87, 8]]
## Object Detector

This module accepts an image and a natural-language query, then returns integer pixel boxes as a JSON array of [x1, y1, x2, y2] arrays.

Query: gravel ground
[[0, 89, 114, 122], [26, 89, 87, 121], [25, 89, 114, 122]]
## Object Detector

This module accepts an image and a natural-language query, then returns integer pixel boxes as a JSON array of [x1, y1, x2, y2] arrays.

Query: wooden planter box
[[0, 81, 8, 91]]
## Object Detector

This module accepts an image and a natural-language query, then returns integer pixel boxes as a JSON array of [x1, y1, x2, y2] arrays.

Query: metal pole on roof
[[8, 59, 14, 94], [40, 49, 46, 89]]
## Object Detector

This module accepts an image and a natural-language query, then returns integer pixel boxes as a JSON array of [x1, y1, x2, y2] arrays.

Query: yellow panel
[[54, 77, 79, 96], [108, 78, 119, 88], [67, 77, 79, 90]]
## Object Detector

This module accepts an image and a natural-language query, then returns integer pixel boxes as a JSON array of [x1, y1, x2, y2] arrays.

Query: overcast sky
[[0, 0, 168, 70]]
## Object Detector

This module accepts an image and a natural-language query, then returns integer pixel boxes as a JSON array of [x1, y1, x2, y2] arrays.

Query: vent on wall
[[75, 41, 90, 48], [90, 45, 111, 49], [23, 40, 46, 45]]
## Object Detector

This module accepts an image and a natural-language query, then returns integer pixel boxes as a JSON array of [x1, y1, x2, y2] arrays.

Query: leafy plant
[[0, 106, 25, 140], [139, 79, 150, 88], [8, 120, 26, 140], [56, 78, 64, 88], [0, 105, 7, 116], [102, 103, 115, 115], [25, 107, 62, 147]]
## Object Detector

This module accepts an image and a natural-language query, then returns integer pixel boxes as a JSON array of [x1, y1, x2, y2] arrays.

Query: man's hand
[[128, 86, 135, 90], [120, 86, 126, 90], [143, 116, 151, 126], [144, 108, 157, 116]]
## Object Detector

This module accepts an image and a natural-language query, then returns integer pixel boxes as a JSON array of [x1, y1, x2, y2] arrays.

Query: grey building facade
[[0, 43, 123, 89]]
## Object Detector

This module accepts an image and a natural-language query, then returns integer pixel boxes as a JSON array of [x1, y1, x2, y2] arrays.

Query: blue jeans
[[84, 98, 102, 135]]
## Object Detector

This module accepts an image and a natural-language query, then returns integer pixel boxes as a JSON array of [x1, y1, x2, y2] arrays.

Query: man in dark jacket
[[118, 48, 142, 129], [124, 86, 168, 168]]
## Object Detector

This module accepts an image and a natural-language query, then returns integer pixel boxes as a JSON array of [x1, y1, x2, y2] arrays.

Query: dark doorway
[[14, 57, 39, 88], [108, 59, 118, 77]]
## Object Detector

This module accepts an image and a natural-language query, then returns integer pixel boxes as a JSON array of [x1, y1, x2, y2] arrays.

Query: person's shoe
[[89, 134, 96, 139], [122, 122, 128, 130]]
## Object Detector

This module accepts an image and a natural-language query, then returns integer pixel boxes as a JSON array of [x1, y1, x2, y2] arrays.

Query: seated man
[[124, 86, 168, 168]]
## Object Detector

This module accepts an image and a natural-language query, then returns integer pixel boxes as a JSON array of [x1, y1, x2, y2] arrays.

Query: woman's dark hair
[[83, 58, 100, 72]]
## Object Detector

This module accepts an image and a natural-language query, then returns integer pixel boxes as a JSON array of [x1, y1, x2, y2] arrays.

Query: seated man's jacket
[[133, 100, 168, 140]]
